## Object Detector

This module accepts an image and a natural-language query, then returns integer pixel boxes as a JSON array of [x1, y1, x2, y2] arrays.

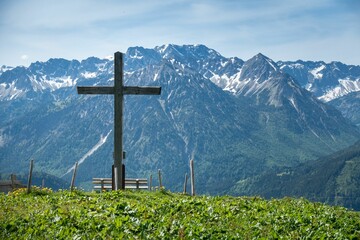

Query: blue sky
[[0, 0, 359, 67]]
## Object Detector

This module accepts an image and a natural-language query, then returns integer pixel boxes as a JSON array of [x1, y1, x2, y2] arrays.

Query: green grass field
[[1, 187, 360, 239]]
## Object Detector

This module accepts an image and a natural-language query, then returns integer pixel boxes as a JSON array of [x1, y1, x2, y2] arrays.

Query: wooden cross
[[77, 52, 161, 190]]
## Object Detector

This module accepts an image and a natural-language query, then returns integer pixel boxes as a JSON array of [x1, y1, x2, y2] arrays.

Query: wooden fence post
[[158, 169, 162, 189], [183, 173, 188, 194], [11, 174, 16, 190], [190, 159, 195, 196], [149, 174, 152, 191], [70, 162, 78, 191], [27, 159, 34, 194]]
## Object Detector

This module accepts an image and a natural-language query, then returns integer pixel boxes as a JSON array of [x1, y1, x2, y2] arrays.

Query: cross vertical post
[[114, 52, 123, 190]]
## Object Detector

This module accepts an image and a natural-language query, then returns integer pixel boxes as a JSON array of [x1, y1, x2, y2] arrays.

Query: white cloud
[[0, 0, 359, 66], [20, 55, 29, 60]]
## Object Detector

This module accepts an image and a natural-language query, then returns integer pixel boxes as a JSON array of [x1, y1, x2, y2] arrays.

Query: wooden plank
[[92, 182, 148, 185], [123, 86, 161, 95], [92, 178, 147, 182], [94, 185, 148, 189], [94, 185, 112, 189], [92, 180, 113, 184], [77, 86, 114, 94], [125, 178, 147, 182], [125, 182, 148, 185], [125, 186, 148, 189], [93, 178, 112, 181]]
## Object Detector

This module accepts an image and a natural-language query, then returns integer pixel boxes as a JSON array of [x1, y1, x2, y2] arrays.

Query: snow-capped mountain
[[0, 44, 359, 195], [0, 57, 114, 101], [216, 53, 305, 106], [278, 60, 360, 102], [329, 91, 360, 127], [2, 45, 359, 103]]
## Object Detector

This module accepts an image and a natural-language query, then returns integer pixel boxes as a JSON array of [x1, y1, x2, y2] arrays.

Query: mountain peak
[[125, 47, 162, 71], [219, 52, 311, 108], [250, 53, 279, 71], [254, 52, 268, 59], [126, 46, 159, 59], [155, 44, 222, 61], [239, 53, 280, 83]]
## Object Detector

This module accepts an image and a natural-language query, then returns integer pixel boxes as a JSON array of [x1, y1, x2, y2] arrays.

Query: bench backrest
[[92, 178, 148, 191]]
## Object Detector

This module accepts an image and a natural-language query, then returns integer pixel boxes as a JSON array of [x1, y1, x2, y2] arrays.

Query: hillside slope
[[230, 140, 360, 210]]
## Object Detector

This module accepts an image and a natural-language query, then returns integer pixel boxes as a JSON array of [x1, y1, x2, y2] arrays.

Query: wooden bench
[[0, 174, 26, 193], [92, 178, 148, 191]]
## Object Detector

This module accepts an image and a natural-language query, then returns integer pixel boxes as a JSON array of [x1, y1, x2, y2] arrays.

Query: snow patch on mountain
[[62, 130, 112, 177], [224, 80, 244, 94], [267, 59, 278, 71], [81, 72, 97, 79], [319, 79, 360, 102], [157, 44, 170, 54], [129, 49, 144, 59], [310, 65, 325, 79], [305, 83, 313, 91], [280, 63, 304, 70], [153, 72, 159, 81], [289, 97, 300, 113], [0, 82, 26, 100], [0, 129, 7, 147], [30, 75, 77, 92], [210, 73, 231, 89]]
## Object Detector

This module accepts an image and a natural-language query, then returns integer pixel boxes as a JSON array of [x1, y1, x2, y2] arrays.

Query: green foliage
[[230, 140, 360, 210], [1, 190, 360, 239], [8, 186, 53, 197]]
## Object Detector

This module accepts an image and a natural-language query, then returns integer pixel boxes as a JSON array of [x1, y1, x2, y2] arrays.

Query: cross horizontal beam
[[77, 86, 114, 94], [77, 86, 161, 95], [123, 86, 161, 95]]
